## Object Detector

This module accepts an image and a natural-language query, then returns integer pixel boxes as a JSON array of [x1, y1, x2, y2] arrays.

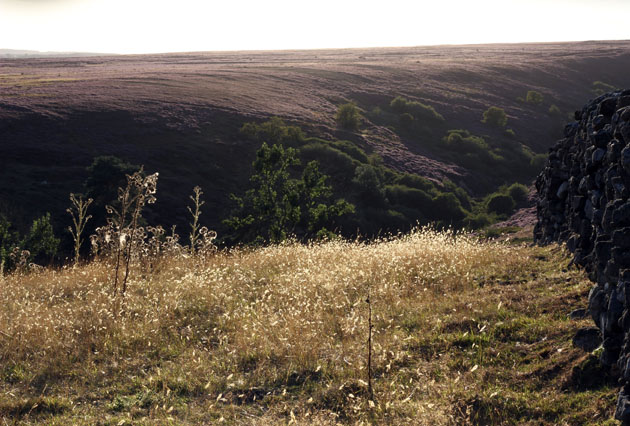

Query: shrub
[[394, 173, 435, 193], [352, 164, 387, 206], [399, 112, 414, 129], [22, 213, 59, 265], [592, 81, 617, 97], [507, 183, 529, 206], [548, 104, 562, 116], [444, 130, 490, 156], [486, 193, 515, 216], [526, 90, 544, 105], [464, 212, 492, 229], [385, 185, 432, 209], [431, 193, 466, 224], [240, 117, 305, 145], [336, 103, 361, 131], [390, 96, 444, 122], [505, 128, 516, 138], [481, 107, 508, 127]]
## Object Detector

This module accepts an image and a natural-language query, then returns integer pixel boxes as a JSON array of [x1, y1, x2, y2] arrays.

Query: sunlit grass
[[0, 228, 616, 424]]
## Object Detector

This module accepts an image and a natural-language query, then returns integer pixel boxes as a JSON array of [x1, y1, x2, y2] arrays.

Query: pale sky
[[1, 0, 630, 54]]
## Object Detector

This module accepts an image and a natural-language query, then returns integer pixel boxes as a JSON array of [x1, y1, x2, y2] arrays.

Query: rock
[[556, 181, 569, 199], [616, 385, 630, 422], [573, 327, 601, 352], [569, 308, 588, 320], [535, 89, 630, 419]]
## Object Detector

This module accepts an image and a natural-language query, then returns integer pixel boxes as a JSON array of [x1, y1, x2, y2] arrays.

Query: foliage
[[507, 183, 529, 206], [486, 193, 515, 216], [67, 193, 93, 265], [0, 215, 18, 273], [335, 102, 362, 130], [225, 142, 354, 244], [592, 81, 617, 97], [481, 106, 508, 127], [22, 213, 60, 265], [399, 112, 414, 128], [444, 130, 490, 153], [389, 96, 444, 122], [548, 104, 562, 116], [352, 164, 387, 207], [526, 90, 544, 105], [240, 117, 305, 146], [431, 192, 466, 225]]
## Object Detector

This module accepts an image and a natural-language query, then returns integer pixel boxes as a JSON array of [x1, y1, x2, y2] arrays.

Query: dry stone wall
[[535, 89, 630, 422]]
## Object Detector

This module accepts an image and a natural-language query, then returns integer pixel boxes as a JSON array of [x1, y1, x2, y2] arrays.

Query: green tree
[[225, 143, 353, 244], [22, 213, 59, 265], [526, 90, 544, 105], [481, 107, 508, 127], [335, 103, 361, 131], [352, 164, 387, 207]]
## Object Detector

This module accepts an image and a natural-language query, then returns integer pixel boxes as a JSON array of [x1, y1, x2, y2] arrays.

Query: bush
[[548, 104, 562, 116], [394, 173, 435, 193], [390, 96, 444, 122], [507, 183, 529, 206], [336, 103, 361, 130], [464, 213, 492, 229], [240, 117, 305, 146], [486, 193, 515, 216], [526, 90, 544, 105], [444, 130, 490, 153], [22, 213, 59, 265], [592, 81, 617, 97], [431, 193, 466, 224], [385, 185, 432, 209], [481, 107, 508, 127], [399, 112, 414, 129], [352, 164, 387, 206]]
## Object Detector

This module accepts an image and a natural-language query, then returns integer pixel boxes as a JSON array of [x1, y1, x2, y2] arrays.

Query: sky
[[1, 0, 630, 54]]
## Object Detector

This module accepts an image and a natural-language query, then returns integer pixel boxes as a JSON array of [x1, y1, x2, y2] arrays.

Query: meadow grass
[[0, 228, 616, 424]]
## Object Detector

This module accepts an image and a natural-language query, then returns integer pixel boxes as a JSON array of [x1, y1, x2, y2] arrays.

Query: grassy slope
[[0, 229, 617, 425]]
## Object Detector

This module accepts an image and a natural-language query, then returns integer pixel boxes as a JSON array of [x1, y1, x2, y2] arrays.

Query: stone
[[613, 228, 630, 248], [535, 90, 630, 413], [621, 146, 630, 174], [569, 308, 588, 320], [616, 385, 630, 422], [613, 202, 630, 227], [572, 327, 601, 352], [556, 181, 569, 199]]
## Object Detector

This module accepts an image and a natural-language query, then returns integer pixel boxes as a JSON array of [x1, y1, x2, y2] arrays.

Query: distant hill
[[0, 48, 113, 58]]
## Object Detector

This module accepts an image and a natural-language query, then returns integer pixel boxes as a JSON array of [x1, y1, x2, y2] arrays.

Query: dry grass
[[0, 229, 617, 424]]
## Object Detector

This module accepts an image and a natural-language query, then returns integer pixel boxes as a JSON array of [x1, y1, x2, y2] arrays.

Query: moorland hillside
[[2, 41, 630, 249]]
